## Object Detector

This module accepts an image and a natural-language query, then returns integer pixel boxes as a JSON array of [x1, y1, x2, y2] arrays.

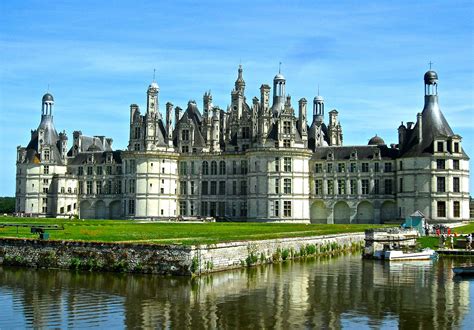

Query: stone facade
[[15, 68, 470, 222]]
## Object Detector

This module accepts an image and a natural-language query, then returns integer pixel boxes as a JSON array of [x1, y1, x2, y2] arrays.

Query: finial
[[279, 61, 282, 74], [429, 61, 433, 70], [153, 68, 156, 82]]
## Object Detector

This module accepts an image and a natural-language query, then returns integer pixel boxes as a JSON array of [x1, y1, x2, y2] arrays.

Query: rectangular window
[[179, 201, 186, 216], [97, 166, 103, 175], [283, 139, 291, 148], [219, 181, 226, 195], [240, 180, 247, 195], [242, 127, 250, 139], [87, 166, 93, 175], [233, 161, 237, 175], [398, 161, 403, 171], [219, 161, 226, 175], [201, 202, 208, 216], [275, 178, 280, 194], [362, 179, 369, 195], [437, 177, 445, 193], [190, 201, 195, 216], [181, 129, 190, 141], [275, 158, 280, 172], [283, 201, 292, 217], [210, 181, 217, 195], [240, 202, 247, 217], [436, 159, 445, 170], [180, 181, 187, 195], [200, 181, 208, 195], [437, 201, 446, 217], [385, 179, 393, 194], [190, 181, 195, 195], [107, 180, 112, 194], [181, 145, 189, 153], [128, 200, 135, 215], [399, 178, 403, 193], [437, 141, 444, 152], [350, 163, 357, 173], [283, 157, 292, 172], [337, 179, 346, 195], [179, 161, 187, 175], [327, 163, 333, 173], [453, 159, 460, 170], [274, 201, 279, 217], [327, 180, 334, 195], [283, 121, 291, 134], [78, 167, 84, 176], [106, 166, 112, 175], [361, 163, 369, 173], [315, 180, 322, 195], [44, 165, 49, 174], [191, 161, 195, 174], [79, 181, 84, 194], [86, 181, 93, 194], [350, 179, 357, 195], [374, 179, 380, 194], [453, 177, 460, 193], [241, 160, 248, 174], [315, 163, 323, 173], [283, 178, 292, 194], [374, 163, 379, 173], [338, 163, 345, 173], [116, 180, 122, 194], [454, 142, 460, 153], [384, 163, 392, 172], [453, 201, 460, 217]]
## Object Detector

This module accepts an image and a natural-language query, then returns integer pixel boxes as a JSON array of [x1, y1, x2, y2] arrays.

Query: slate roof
[[312, 145, 399, 161]]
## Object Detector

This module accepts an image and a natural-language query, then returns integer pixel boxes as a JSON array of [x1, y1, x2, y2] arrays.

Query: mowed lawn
[[0, 217, 391, 245]]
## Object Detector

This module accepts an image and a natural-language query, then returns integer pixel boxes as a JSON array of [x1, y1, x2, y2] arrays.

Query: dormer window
[[43, 150, 50, 161], [283, 121, 291, 134], [437, 141, 444, 152], [181, 129, 190, 141], [327, 152, 334, 161], [242, 127, 250, 139], [454, 142, 459, 153]]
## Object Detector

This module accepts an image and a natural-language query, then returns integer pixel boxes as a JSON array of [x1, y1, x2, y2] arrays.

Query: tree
[[0, 197, 15, 214]]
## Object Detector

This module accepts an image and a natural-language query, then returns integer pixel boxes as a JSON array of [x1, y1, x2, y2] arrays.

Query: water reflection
[[0, 255, 471, 328]]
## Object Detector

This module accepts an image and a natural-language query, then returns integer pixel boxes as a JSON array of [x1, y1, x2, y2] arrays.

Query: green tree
[[0, 197, 15, 213]]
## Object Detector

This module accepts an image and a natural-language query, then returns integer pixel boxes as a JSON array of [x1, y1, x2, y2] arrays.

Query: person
[[449, 235, 454, 249], [441, 234, 446, 248], [467, 234, 472, 251]]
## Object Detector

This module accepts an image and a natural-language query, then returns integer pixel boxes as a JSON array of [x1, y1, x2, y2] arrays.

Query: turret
[[146, 81, 159, 114], [235, 64, 245, 95], [398, 122, 406, 147], [298, 98, 308, 139], [166, 102, 173, 146], [313, 95, 324, 123], [58, 131, 68, 162], [203, 91, 213, 117], [272, 69, 286, 116]]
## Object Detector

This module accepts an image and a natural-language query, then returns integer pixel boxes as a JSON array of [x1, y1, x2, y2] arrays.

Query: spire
[[235, 64, 245, 94]]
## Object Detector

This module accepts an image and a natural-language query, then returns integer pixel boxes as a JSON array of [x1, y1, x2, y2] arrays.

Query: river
[[0, 255, 472, 328]]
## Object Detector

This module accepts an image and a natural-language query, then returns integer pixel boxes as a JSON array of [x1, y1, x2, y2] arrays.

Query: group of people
[[437, 230, 472, 250]]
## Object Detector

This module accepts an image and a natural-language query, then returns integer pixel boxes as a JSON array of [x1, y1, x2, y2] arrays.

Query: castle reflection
[[0, 255, 470, 328]]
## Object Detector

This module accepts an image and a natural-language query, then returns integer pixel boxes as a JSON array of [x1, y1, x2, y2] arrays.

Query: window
[[436, 159, 445, 170], [361, 179, 369, 195], [190, 181, 195, 195], [374, 163, 379, 173], [44, 150, 50, 161], [129, 179, 135, 193], [453, 159, 460, 170], [134, 127, 140, 139], [283, 201, 292, 217], [87, 166, 93, 175], [437, 177, 445, 193], [240, 202, 247, 217], [210, 181, 217, 195], [128, 200, 135, 215], [242, 127, 250, 139], [453, 201, 460, 217], [201, 181, 208, 195], [283, 178, 292, 194], [79, 181, 84, 194], [327, 180, 334, 194], [350, 179, 357, 195], [327, 163, 333, 173], [361, 163, 369, 173], [202, 161, 209, 175], [218, 202, 225, 216], [44, 165, 49, 174], [134, 143, 140, 151], [338, 163, 345, 173], [219, 161, 226, 175], [107, 181, 112, 194], [437, 201, 446, 217], [97, 166, 103, 175], [179, 161, 187, 175], [190, 201, 195, 216], [374, 179, 380, 194], [240, 180, 247, 195], [60, 187, 65, 193], [180, 181, 187, 195], [233, 161, 237, 175], [219, 181, 226, 195], [283, 121, 291, 134], [398, 161, 403, 171], [315, 180, 322, 195], [399, 178, 403, 193], [232, 181, 237, 195], [240, 160, 248, 174], [453, 177, 460, 193], [179, 201, 186, 216], [201, 202, 208, 216], [275, 158, 280, 172], [43, 179, 49, 185], [337, 179, 346, 195], [106, 166, 112, 175], [385, 179, 393, 194], [191, 161, 195, 174], [181, 129, 190, 141], [283, 157, 292, 172], [437, 141, 444, 152], [350, 163, 357, 173], [275, 178, 280, 194], [384, 163, 392, 172], [315, 164, 323, 173], [274, 201, 280, 217], [283, 139, 291, 148], [86, 181, 93, 194], [210, 161, 217, 175], [454, 142, 460, 153], [116, 180, 122, 194], [78, 167, 84, 176], [182, 145, 189, 153], [116, 166, 122, 174], [68, 187, 72, 193]]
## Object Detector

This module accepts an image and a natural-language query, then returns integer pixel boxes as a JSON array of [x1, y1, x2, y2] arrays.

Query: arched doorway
[[334, 201, 350, 224], [310, 201, 327, 224], [381, 201, 397, 223], [95, 200, 107, 219], [109, 200, 122, 219], [80, 200, 94, 219], [356, 201, 374, 224]]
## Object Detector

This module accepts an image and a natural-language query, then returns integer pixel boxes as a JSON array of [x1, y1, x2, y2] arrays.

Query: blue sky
[[0, 0, 473, 196]]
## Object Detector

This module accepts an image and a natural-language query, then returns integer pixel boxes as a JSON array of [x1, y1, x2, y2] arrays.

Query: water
[[0, 255, 472, 329]]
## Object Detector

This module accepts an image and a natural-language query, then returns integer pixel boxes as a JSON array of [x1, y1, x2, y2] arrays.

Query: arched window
[[202, 161, 209, 175], [211, 161, 217, 175], [219, 161, 226, 175]]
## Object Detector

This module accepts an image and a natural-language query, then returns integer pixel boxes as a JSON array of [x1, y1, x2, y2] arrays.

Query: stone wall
[[0, 233, 365, 276]]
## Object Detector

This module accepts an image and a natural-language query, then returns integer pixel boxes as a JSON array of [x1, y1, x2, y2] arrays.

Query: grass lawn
[[0, 216, 391, 245], [417, 222, 474, 249]]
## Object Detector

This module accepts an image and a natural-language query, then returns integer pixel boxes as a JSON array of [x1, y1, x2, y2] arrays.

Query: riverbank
[[0, 232, 364, 276]]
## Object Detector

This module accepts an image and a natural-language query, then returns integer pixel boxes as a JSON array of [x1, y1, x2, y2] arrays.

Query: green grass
[[0, 216, 390, 245], [417, 222, 474, 249], [453, 222, 474, 235]]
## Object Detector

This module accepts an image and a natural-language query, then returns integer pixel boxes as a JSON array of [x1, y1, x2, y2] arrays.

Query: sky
[[0, 0, 473, 196]]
